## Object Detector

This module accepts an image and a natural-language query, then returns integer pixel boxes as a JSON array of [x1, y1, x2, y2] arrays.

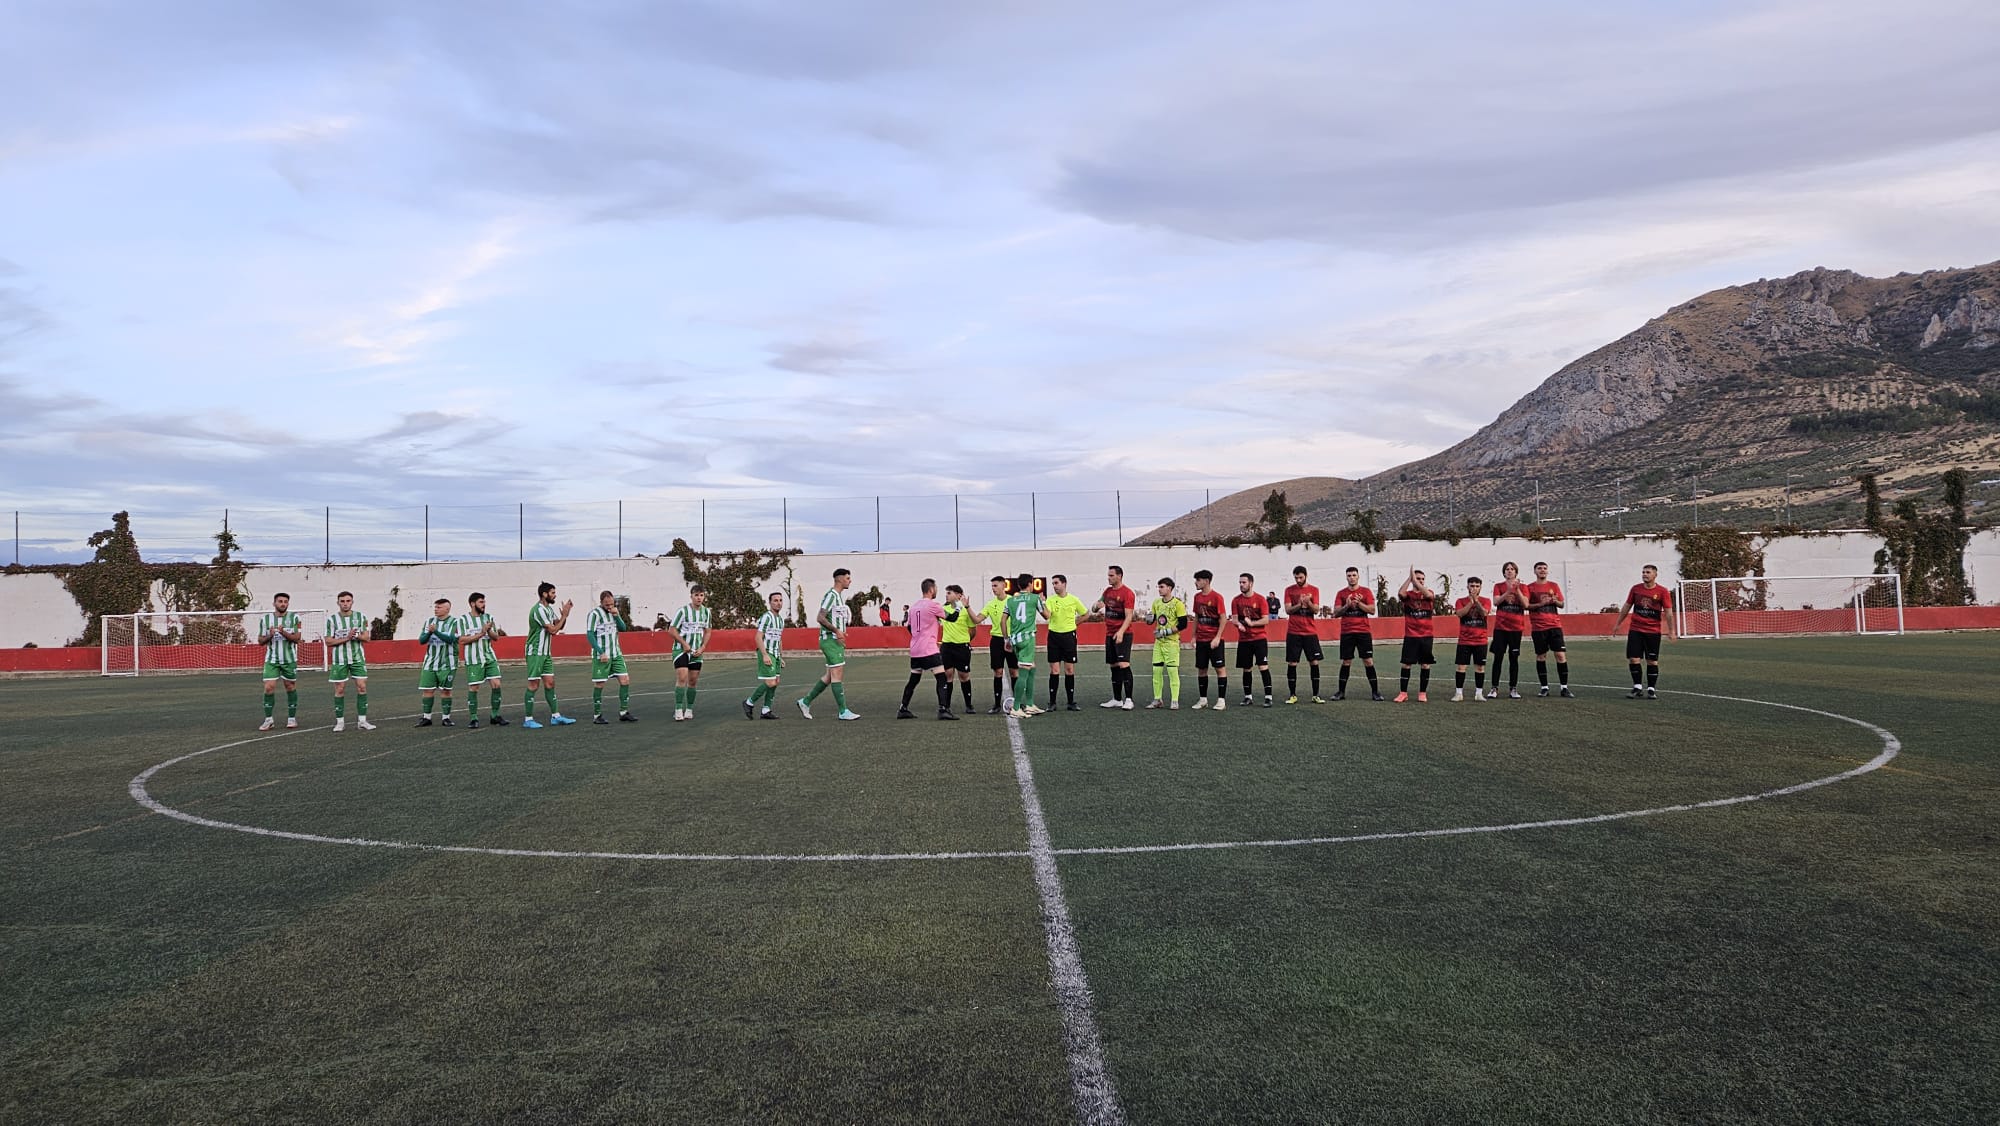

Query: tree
[[63, 512, 151, 646], [1245, 490, 1307, 545]]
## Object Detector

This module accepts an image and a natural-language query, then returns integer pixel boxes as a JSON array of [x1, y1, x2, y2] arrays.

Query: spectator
[[652, 613, 670, 631], [879, 602, 893, 627]]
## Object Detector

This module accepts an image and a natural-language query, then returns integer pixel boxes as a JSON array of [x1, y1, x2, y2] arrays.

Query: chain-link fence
[[4, 488, 1245, 566]]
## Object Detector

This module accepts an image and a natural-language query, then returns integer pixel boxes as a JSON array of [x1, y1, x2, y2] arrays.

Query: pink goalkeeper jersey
[[908, 597, 944, 658]]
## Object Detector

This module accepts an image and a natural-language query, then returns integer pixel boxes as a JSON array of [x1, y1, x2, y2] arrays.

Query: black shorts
[[1489, 629, 1523, 657], [988, 638, 1018, 671], [1285, 634, 1323, 663], [1626, 632, 1663, 661], [1532, 627, 1567, 655], [1400, 637, 1435, 666], [1339, 633, 1374, 661], [1195, 640, 1227, 669], [673, 653, 703, 671], [941, 642, 972, 673], [1047, 631, 1078, 665], [1104, 636, 1133, 665], [910, 652, 945, 672], [1455, 643, 1487, 667], [1235, 638, 1269, 668]]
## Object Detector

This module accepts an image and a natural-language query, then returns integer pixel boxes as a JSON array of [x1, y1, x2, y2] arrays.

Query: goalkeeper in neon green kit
[[1148, 577, 1189, 709]]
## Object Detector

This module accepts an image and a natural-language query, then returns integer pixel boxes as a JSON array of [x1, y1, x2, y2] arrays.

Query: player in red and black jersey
[[1527, 561, 1574, 698], [1332, 566, 1383, 701], [1091, 565, 1138, 710], [1613, 564, 1675, 699], [1282, 566, 1325, 704], [1394, 568, 1438, 702], [1231, 573, 1273, 707], [1486, 561, 1528, 699], [1189, 570, 1228, 710], [1452, 577, 1493, 702]]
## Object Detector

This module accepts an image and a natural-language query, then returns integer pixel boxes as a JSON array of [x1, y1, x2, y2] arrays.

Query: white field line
[[1053, 686, 1902, 857], [1006, 715, 1125, 1126]]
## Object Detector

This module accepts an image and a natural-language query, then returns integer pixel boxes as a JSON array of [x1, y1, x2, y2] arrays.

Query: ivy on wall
[[1864, 468, 1973, 607], [52, 513, 250, 645], [668, 538, 802, 628], [1672, 526, 1769, 610]]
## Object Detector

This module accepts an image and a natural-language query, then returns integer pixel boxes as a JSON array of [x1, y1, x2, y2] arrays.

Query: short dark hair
[[434, 598, 449, 606], [768, 590, 784, 600], [1503, 561, 1519, 573], [537, 582, 556, 597], [833, 567, 851, 580], [946, 584, 963, 595], [1240, 572, 1254, 583], [1413, 569, 1425, 578], [1016, 572, 1034, 591], [1345, 567, 1359, 575], [1293, 566, 1307, 576], [274, 592, 290, 600], [598, 589, 613, 601], [1534, 561, 1548, 568], [1052, 574, 1067, 584], [1108, 564, 1124, 577], [1468, 576, 1483, 585], [992, 575, 1007, 584], [1643, 563, 1659, 572], [468, 591, 484, 602], [337, 590, 353, 599], [1158, 576, 1175, 589], [690, 584, 705, 595], [1193, 569, 1212, 582], [921, 578, 936, 594]]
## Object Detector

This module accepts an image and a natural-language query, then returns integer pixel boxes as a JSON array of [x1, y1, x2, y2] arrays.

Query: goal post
[[101, 610, 329, 676], [1674, 575, 1903, 639]]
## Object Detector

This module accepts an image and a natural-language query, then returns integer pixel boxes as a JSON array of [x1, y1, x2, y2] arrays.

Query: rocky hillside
[[1139, 261, 2000, 542]]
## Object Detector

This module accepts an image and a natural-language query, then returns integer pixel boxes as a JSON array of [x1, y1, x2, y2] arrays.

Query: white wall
[[15, 529, 1984, 648]]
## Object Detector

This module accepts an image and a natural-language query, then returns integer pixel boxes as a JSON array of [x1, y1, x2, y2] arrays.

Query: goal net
[[1675, 575, 1904, 639], [101, 610, 329, 676]]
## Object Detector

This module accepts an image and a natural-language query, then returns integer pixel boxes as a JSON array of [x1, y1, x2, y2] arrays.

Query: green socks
[[543, 688, 558, 714], [334, 696, 345, 718], [1016, 668, 1036, 707], [524, 687, 536, 716], [285, 689, 297, 717], [358, 692, 368, 717], [593, 686, 604, 716], [830, 683, 847, 711], [674, 686, 687, 710], [263, 693, 275, 718], [423, 696, 435, 716], [805, 680, 827, 704], [488, 688, 499, 720], [685, 687, 695, 709], [619, 683, 631, 712], [441, 695, 451, 718]]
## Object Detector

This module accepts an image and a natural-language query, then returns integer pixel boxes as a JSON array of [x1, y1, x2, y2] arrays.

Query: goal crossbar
[[102, 610, 331, 676], [1674, 574, 1903, 639]]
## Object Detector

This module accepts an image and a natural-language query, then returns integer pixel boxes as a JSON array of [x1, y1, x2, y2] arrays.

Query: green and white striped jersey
[[756, 610, 786, 656], [459, 612, 496, 664], [526, 601, 561, 657], [819, 588, 850, 639], [671, 605, 711, 658], [324, 611, 367, 665], [585, 606, 624, 659], [419, 615, 459, 671], [1003, 592, 1044, 644], [259, 612, 301, 664]]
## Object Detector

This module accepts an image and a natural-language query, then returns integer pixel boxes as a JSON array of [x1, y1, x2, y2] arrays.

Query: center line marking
[[1006, 714, 1125, 1126]]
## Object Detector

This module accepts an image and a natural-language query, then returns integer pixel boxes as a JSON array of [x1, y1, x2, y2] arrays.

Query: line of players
[[248, 561, 1677, 729]]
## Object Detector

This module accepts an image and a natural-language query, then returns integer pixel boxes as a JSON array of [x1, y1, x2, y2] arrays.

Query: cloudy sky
[[5, 0, 1999, 560]]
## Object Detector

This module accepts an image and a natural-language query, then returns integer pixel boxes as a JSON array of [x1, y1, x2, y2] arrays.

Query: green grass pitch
[[4, 635, 1997, 1124]]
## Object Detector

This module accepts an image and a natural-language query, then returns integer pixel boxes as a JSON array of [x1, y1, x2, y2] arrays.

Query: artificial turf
[[3, 634, 1995, 1123]]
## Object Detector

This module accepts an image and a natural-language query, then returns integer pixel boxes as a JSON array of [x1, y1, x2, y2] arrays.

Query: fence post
[[324, 506, 330, 565], [1032, 493, 1038, 549], [875, 496, 881, 552], [1204, 489, 1210, 542], [1116, 490, 1122, 546], [618, 500, 623, 558], [13, 510, 17, 566], [1533, 479, 1540, 529], [518, 503, 523, 560], [701, 499, 707, 554], [424, 504, 429, 562], [954, 494, 960, 551], [782, 498, 788, 551]]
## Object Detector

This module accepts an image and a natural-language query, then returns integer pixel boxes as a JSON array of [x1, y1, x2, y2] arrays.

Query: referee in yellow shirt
[[939, 584, 979, 714], [1043, 574, 1090, 711]]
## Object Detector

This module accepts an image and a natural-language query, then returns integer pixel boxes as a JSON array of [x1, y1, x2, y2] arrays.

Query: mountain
[[1138, 261, 2000, 543]]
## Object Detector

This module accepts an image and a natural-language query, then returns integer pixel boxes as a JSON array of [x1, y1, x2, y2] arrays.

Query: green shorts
[[262, 661, 298, 682], [1008, 634, 1038, 668], [328, 659, 368, 683], [591, 655, 629, 682], [462, 657, 502, 683], [819, 637, 846, 668], [756, 652, 784, 680], [418, 667, 457, 690], [524, 654, 555, 679]]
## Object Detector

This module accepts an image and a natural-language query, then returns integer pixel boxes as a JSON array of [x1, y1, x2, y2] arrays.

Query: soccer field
[[4, 635, 1998, 1124]]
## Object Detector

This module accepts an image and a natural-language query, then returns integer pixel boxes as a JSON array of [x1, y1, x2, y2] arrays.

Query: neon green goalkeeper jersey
[[671, 605, 710, 658], [324, 611, 367, 665], [1151, 596, 1188, 653], [527, 601, 561, 657], [259, 612, 300, 664], [585, 607, 624, 659], [419, 616, 459, 671], [459, 612, 496, 664]]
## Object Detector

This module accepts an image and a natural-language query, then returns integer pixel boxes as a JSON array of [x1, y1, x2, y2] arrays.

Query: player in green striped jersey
[[1002, 573, 1046, 718], [458, 592, 506, 728], [798, 568, 859, 720], [586, 589, 636, 724], [257, 593, 302, 730], [415, 598, 460, 726], [522, 582, 577, 728], [744, 590, 787, 719], [325, 591, 375, 732], [668, 586, 711, 721]]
